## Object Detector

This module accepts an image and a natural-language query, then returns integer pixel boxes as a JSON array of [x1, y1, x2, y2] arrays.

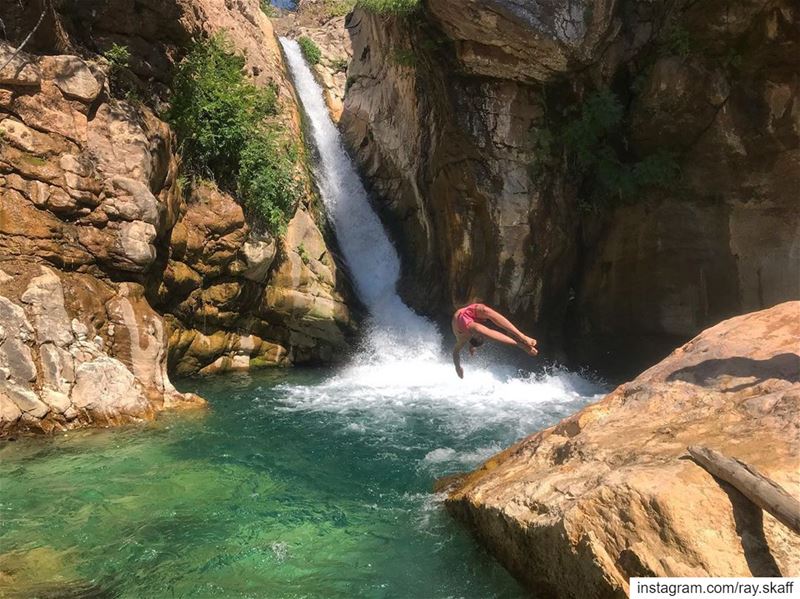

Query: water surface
[[0, 367, 603, 598]]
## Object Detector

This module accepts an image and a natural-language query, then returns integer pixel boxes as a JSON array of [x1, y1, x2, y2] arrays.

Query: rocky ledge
[[444, 301, 800, 597]]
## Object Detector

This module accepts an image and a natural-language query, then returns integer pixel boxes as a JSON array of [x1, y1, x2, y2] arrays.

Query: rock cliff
[[341, 0, 800, 373], [0, 0, 357, 434], [444, 301, 800, 597], [274, 0, 353, 122]]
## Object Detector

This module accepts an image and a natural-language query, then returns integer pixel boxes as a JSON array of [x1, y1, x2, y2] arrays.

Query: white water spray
[[278, 38, 604, 437]]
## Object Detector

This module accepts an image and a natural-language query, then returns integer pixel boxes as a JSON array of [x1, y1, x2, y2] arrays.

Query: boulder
[[445, 302, 800, 597], [46, 55, 102, 103]]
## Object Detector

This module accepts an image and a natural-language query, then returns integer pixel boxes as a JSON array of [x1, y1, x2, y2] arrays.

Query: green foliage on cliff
[[238, 132, 300, 234], [391, 48, 416, 67], [566, 90, 679, 206], [168, 34, 300, 233], [260, 0, 279, 17], [103, 44, 131, 71], [357, 0, 419, 15], [298, 36, 322, 66], [536, 89, 680, 208], [102, 43, 134, 95], [325, 0, 356, 17], [663, 25, 692, 58]]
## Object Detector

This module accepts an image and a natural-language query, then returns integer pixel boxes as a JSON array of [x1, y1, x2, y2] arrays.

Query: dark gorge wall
[[340, 0, 800, 374]]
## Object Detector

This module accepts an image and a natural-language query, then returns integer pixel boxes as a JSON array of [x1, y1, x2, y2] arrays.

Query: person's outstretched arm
[[452, 340, 466, 378], [471, 323, 538, 356], [478, 305, 536, 347]]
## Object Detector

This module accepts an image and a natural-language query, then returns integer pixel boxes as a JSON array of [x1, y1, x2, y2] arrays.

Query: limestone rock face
[[274, 0, 353, 122], [341, 0, 800, 373], [0, 0, 359, 434], [157, 184, 354, 376], [445, 302, 800, 597]]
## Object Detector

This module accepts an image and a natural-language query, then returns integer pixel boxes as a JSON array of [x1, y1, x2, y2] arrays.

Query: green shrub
[[325, 0, 356, 17], [168, 34, 299, 233], [330, 57, 349, 73], [238, 131, 300, 234], [357, 0, 419, 14], [102, 43, 134, 94], [391, 48, 416, 67], [298, 37, 322, 65], [260, 0, 278, 17], [551, 89, 679, 206], [103, 43, 131, 71], [167, 34, 277, 184], [663, 24, 691, 58]]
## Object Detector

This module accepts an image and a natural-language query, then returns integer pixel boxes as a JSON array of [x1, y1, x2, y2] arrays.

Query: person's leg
[[470, 323, 537, 356], [477, 305, 535, 346]]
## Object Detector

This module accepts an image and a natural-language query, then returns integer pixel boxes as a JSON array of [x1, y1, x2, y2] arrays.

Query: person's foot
[[517, 339, 538, 356]]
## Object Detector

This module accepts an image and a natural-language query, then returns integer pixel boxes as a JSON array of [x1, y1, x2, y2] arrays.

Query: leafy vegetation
[[102, 43, 134, 94], [238, 132, 300, 234], [663, 24, 691, 58], [536, 89, 680, 208], [330, 57, 349, 73], [259, 0, 279, 17], [391, 48, 416, 67], [324, 0, 356, 17], [103, 43, 131, 71], [357, 0, 419, 15], [323, 0, 418, 16], [298, 37, 322, 65], [296, 243, 310, 264], [167, 34, 300, 233]]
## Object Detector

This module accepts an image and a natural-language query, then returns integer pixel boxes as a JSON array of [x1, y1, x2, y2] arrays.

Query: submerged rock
[[444, 301, 800, 596]]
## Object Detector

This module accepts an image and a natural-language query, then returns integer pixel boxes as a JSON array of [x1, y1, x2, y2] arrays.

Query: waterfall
[[280, 37, 439, 360], [278, 37, 604, 416]]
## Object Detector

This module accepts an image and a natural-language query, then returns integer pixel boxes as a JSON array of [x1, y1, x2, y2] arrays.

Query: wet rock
[[71, 356, 150, 419]]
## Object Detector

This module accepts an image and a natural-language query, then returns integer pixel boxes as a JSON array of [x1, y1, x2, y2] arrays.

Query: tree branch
[[0, 6, 46, 75]]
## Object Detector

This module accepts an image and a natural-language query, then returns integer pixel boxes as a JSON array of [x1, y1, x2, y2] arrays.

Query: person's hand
[[455, 364, 464, 379], [469, 345, 476, 356]]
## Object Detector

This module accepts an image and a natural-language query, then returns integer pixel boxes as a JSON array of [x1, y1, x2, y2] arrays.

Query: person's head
[[469, 337, 484, 348]]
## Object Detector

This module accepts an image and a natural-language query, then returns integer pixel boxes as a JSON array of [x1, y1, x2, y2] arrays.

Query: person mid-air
[[451, 303, 538, 378]]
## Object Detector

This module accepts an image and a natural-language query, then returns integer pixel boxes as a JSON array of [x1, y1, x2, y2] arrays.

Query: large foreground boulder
[[445, 301, 800, 598]]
